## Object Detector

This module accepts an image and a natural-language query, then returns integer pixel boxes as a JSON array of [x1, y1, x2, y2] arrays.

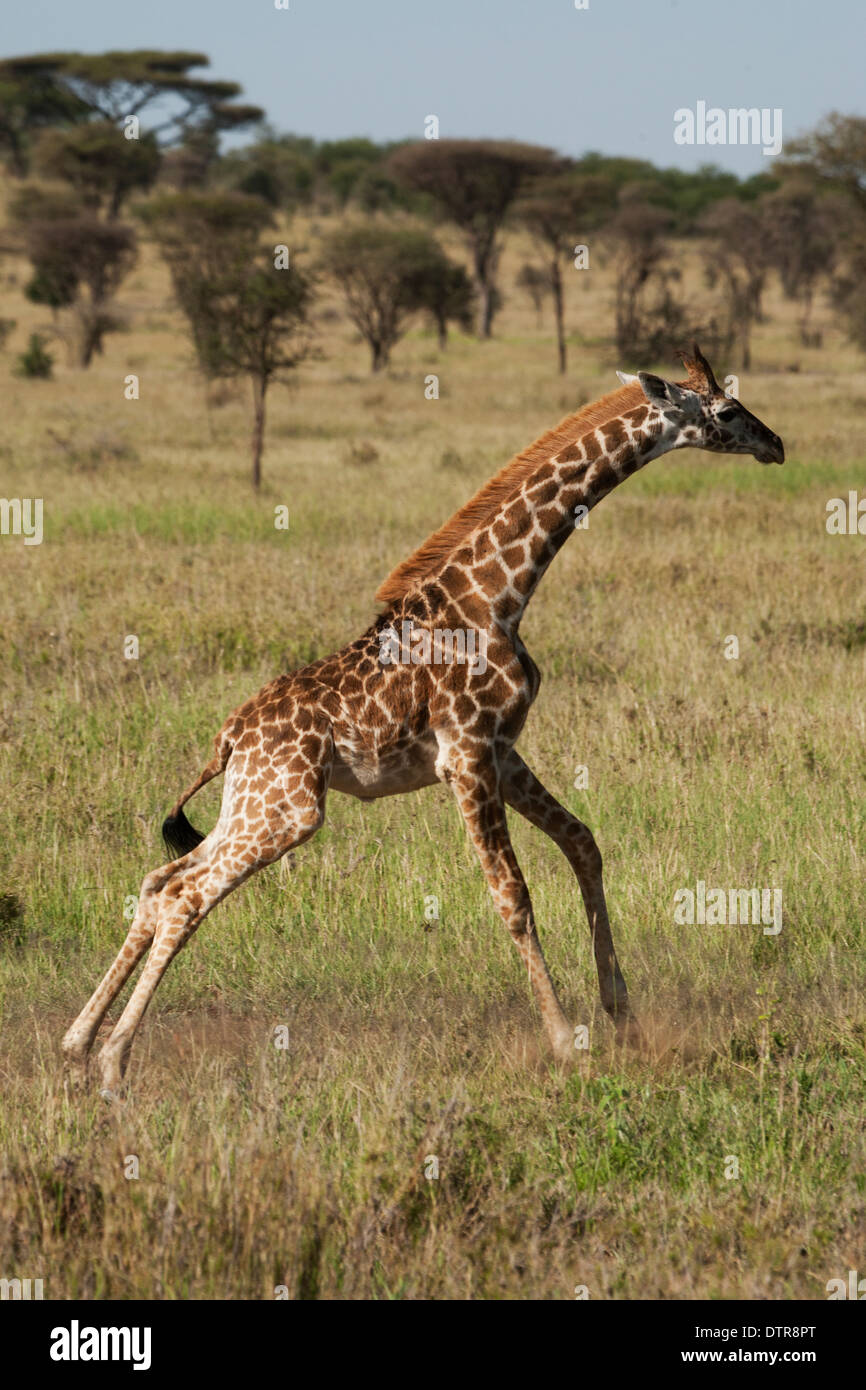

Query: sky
[[3, 0, 863, 175]]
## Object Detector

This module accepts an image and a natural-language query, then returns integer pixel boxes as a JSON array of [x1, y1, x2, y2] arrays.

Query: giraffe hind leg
[[63, 737, 234, 1076], [62, 858, 186, 1076], [95, 726, 333, 1093]]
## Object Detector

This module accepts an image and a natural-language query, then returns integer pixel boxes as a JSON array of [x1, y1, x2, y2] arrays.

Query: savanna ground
[[0, 201, 864, 1301]]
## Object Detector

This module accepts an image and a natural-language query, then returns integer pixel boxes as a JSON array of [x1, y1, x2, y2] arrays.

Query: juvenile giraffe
[[63, 344, 784, 1092]]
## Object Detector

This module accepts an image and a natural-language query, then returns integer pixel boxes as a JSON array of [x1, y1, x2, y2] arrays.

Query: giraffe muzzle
[[755, 432, 785, 465]]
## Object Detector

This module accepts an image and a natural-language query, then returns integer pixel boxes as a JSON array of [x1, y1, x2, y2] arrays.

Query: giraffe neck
[[458, 403, 670, 631]]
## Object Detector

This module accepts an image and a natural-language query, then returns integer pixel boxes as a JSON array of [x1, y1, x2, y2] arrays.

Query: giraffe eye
[[717, 407, 738, 423]]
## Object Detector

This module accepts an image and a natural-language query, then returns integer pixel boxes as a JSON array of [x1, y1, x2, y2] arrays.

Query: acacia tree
[[828, 211, 866, 352], [143, 192, 315, 488], [762, 181, 839, 345], [33, 121, 160, 217], [776, 114, 866, 352], [387, 139, 559, 337], [214, 129, 316, 207], [322, 222, 465, 369], [0, 62, 88, 176], [516, 172, 615, 372], [0, 50, 261, 188], [205, 264, 316, 489], [515, 263, 552, 326], [608, 193, 682, 359], [6, 50, 261, 141], [139, 190, 269, 287], [782, 113, 866, 212], [699, 198, 772, 367], [400, 254, 475, 349], [23, 215, 136, 366]]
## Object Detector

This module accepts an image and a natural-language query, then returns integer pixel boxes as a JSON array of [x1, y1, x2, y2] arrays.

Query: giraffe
[[63, 344, 784, 1092]]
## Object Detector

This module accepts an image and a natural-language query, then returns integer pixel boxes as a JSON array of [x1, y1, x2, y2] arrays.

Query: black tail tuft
[[162, 809, 205, 859]]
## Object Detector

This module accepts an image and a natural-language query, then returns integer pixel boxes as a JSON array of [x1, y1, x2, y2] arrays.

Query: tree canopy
[[388, 139, 561, 336]]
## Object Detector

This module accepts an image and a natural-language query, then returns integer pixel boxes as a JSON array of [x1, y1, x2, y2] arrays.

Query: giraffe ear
[[637, 372, 699, 413], [616, 370, 640, 386]]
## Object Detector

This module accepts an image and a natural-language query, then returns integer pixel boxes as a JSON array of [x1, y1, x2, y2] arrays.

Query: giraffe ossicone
[[63, 344, 783, 1090]]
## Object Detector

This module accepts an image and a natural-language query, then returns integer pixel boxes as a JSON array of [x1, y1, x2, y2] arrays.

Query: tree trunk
[[551, 260, 566, 374], [473, 240, 497, 339], [749, 272, 765, 323], [478, 278, 494, 338], [76, 317, 100, 369], [436, 313, 448, 351], [371, 339, 390, 372], [798, 287, 814, 345], [9, 134, 27, 179], [251, 375, 267, 490]]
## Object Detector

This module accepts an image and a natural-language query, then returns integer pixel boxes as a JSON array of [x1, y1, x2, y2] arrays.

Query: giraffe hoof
[[62, 1065, 87, 1099], [61, 1041, 89, 1088], [614, 1014, 643, 1049], [552, 1035, 578, 1068]]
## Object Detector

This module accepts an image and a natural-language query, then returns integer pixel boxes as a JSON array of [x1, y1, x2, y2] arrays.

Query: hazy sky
[[4, 0, 863, 174]]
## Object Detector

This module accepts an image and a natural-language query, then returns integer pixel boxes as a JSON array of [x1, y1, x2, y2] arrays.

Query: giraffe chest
[[514, 639, 541, 703]]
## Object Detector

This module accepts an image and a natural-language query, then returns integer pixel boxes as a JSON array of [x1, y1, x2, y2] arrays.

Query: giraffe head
[[617, 342, 784, 464]]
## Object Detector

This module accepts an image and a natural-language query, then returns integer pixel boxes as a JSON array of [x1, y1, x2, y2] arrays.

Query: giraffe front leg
[[501, 751, 640, 1045], [446, 756, 575, 1064]]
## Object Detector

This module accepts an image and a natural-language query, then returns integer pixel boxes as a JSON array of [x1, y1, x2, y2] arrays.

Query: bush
[[14, 332, 53, 379]]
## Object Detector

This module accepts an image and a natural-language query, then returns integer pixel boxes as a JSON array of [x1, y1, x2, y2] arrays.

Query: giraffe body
[[63, 345, 783, 1091]]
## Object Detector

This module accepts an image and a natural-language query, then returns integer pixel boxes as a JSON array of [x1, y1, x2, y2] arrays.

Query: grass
[[0, 206, 864, 1299]]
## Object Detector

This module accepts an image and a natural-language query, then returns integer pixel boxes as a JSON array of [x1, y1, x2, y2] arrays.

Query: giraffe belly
[[329, 733, 440, 800]]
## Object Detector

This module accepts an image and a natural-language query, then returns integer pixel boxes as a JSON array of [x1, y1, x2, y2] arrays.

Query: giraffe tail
[[162, 807, 205, 859], [161, 729, 234, 859]]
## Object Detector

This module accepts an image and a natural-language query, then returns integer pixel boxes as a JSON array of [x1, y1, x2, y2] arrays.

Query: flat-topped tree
[[516, 171, 616, 373], [0, 62, 89, 176], [387, 139, 559, 337], [0, 50, 262, 150]]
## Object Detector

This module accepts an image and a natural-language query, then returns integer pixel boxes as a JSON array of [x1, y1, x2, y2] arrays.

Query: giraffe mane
[[375, 381, 647, 605]]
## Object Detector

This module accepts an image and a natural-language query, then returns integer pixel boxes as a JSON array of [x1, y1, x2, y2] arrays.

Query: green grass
[[0, 218, 864, 1299]]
